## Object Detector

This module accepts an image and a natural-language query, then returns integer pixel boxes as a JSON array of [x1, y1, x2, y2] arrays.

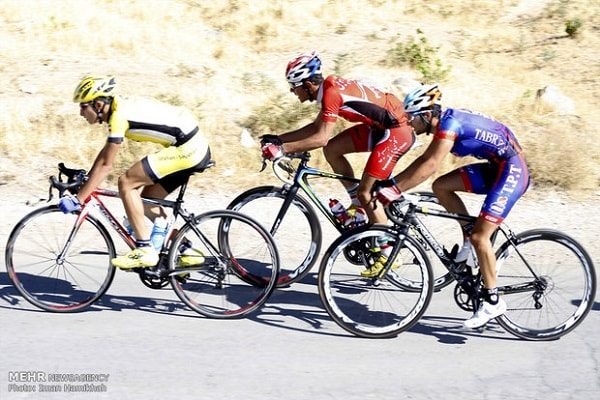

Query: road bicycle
[[5, 163, 280, 318], [317, 193, 596, 340], [228, 152, 463, 287]]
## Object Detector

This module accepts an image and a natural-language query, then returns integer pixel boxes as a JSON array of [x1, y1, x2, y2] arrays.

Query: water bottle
[[122, 217, 135, 239], [150, 217, 168, 251], [329, 199, 348, 225]]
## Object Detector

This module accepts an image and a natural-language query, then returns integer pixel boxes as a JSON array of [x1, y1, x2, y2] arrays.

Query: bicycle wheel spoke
[[6, 207, 116, 312], [496, 229, 596, 340], [227, 186, 321, 286], [169, 210, 279, 318], [318, 227, 433, 338]]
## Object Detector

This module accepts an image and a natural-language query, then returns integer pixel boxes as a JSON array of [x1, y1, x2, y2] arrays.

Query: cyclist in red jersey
[[261, 51, 415, 226]]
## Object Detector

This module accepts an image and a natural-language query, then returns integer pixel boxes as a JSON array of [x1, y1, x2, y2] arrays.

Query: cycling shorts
[[460, 154, 530, 224], [348, 123, 415, 180], [142, 131, 212, 194]]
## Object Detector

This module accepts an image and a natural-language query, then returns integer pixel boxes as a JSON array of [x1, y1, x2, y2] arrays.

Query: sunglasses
[[289, 82, 303, 92], [79, 102, 93, 109]]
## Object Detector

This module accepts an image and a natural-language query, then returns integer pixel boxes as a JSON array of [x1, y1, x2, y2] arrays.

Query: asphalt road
[[1, 188, 599, 400]]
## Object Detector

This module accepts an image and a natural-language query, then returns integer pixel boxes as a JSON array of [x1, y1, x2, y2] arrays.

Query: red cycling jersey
[[318, 75, 407, 128], [317, 75, 414, 180]]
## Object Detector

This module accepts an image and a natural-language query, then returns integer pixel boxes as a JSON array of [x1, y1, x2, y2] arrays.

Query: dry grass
[[1, 0, 599, 194]]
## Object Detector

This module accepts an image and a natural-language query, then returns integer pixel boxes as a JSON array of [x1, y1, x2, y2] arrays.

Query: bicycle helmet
[[73, 75, 117, 103], [285, 51, 322, 87], [403, 83, 442, 114]]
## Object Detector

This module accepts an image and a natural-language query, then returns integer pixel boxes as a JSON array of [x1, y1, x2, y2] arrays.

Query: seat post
[[174, 176, 190, 204]]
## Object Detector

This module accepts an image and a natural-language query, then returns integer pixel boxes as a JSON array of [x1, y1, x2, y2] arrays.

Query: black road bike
[[228, 152, 462, 288], [318, 194, 596, 340]]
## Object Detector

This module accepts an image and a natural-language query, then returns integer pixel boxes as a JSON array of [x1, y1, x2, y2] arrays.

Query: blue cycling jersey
[[435, 108, 523, 161], [434, 108, 529, 224]]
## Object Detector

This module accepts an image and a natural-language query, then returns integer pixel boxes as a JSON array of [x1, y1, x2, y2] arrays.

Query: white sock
[[346, 184, 360, 206], [454, 239, 472, 262]]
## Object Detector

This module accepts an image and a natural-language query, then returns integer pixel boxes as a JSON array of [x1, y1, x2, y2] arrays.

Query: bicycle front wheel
[[318, 225, 434, 338], [227, 186, 321, 287], [5, 205, 116, 312], [168, 210, 279, 318], [495, 229, 596, 340]]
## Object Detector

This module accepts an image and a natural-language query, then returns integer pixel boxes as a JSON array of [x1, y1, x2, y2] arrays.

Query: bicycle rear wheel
[[318, 225, 433, 338], [407, 192, 465, 290], [386, 192, 464, 292], [168, 210, 279, 318], [227, 186, 321, 287], [495, 229, 596, 340], [5, 205, 116, 312]]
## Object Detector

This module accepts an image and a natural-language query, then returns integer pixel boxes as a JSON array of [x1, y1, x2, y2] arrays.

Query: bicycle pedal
[[120, 266, 144, 273], [174, 274, 189, 284], [144, 266, 169, 278]]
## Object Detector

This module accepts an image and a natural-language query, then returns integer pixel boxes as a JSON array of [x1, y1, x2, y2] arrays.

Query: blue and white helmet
[[403, 83, 442, 114], [285, 51, 322, 86]]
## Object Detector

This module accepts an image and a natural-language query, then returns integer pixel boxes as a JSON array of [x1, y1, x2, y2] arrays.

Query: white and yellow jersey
[[107, 96, 203, 148]]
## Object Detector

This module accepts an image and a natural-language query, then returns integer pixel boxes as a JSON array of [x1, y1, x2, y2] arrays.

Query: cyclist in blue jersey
[[375, 84, 530, 328]]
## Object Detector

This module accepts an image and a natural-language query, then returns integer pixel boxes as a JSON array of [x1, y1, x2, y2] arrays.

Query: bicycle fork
[[371, 225, 409, 282], [54, 209, 91, 265], [269, 184, 301, 235]]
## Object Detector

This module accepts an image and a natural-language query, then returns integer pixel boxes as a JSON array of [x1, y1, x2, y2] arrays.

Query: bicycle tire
[[318, 225, 434, 338], [227, 186, 321, 287], [5, 205, 116, 312], [168, 210, 279, 318], [494, 229, 596, 340]]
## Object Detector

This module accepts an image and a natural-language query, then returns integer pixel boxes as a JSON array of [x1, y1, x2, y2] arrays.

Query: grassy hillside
[[1, 0, 599, 193]]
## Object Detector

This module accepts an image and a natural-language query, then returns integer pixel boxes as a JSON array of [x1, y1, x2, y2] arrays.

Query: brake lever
[[47, 181, 54, 202], [25, 176, 56, 206], [260, 158, 268, 172]]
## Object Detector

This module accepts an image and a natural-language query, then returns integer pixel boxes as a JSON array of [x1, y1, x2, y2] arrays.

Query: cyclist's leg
[[119, 161, 154, 241], [114, 136, 209, 269], [464, 156, 530, 328], [357, 172, 385, 223], [433, 162, 499, 265], [322, 125, 361, 191], [360, 124, 414, 224], [474, 156, 530, 289], [431, 169, 470, 228], [152, 146, 213, 266], [141, 184, 169, 221], [114, 161, 159, 269]]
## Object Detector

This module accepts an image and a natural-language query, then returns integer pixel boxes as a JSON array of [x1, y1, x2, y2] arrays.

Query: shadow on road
[[250, 273, 519, 343], [0, 272, 198, 318], [2, 271, 598, 342]]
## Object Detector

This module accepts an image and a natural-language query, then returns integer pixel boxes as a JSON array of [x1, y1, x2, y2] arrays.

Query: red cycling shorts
[[346, 123, 415, 180]]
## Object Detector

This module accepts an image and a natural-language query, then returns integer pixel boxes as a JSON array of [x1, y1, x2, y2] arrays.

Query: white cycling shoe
[[464, 298, 507, 329]]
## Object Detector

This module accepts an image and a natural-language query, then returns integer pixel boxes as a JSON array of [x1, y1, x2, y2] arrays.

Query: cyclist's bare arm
[[76, 142, 120, 202], [393, 137, 453, 192], [281, 114, 336, 153]]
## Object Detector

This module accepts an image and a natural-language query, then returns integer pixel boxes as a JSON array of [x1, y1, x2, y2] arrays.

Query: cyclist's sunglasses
[[79, 101, 93, 109], [289, 82, 303, 92]]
